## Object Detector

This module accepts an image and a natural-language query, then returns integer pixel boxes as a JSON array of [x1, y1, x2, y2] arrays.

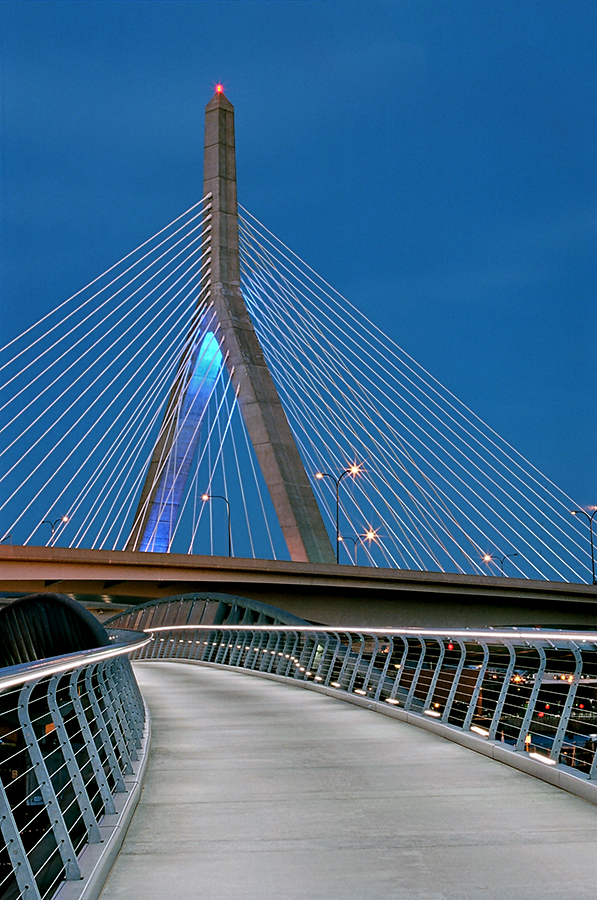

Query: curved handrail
[[0, 629, 151, 692], [134, 622, 597, 803], [0, 629, 149, 900]]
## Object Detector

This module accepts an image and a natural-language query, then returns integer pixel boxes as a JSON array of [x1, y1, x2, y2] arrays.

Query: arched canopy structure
[[0, 592, 109, 667]]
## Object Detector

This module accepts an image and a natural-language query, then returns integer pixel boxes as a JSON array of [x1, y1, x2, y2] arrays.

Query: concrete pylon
[[128, 89, 335, 564]]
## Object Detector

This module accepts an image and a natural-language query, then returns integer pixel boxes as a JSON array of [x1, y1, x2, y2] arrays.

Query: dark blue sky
[[1, 0, 595, 505]]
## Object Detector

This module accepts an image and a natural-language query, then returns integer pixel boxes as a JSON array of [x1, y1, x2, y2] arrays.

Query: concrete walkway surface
[[99, 662, 597, 900]]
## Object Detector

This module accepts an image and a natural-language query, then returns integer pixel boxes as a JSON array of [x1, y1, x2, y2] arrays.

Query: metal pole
[[315, 467, 361, 564], [203, 494, 231, 556]]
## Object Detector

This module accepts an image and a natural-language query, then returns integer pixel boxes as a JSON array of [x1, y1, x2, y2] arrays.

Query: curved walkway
[[100, 662, 597, 900]]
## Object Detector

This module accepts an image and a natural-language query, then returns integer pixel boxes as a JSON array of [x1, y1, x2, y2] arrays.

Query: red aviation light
[[215, 84, 224, 94], [447, 642, 454, 651]]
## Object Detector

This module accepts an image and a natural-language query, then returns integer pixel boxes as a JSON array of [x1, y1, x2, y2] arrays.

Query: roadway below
[[99, 661, 597, 900]]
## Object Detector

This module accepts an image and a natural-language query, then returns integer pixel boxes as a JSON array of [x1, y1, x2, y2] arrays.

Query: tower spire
[[128, 89, 335, 564], [203, 89, 335, 564]]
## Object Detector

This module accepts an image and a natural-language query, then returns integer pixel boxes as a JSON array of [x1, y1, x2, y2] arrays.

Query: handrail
[[133, 623, 597, 797], [0, 631, 148, 900], [0, 630, 151, 692]]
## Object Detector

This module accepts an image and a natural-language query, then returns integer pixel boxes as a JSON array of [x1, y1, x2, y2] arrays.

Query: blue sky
[[0, 0, 595, 509]]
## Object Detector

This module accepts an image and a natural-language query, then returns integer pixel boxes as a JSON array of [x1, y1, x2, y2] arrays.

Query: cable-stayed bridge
[[0, 89, 594, 614]]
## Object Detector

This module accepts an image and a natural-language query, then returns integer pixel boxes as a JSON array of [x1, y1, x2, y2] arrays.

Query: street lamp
[[571, 507, 597, 585], [41, 515, 69, 541], [202, 494, 232, 557], [482, 551, 518, 576], [315, 464, 362, 563], [340, 528, 380, 565]]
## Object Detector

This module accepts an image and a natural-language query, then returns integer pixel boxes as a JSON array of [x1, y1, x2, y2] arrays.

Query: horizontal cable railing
[[0, 630, 149, 900], [134, 624, 597, 781]]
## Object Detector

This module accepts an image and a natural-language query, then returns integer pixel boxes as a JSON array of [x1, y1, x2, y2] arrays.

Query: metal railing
[[132, 623, 597, 781], [0, 630, 149, 900], [103, 591, 310, 632]]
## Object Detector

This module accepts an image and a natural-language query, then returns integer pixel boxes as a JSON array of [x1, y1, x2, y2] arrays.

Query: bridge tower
[[127, 89, 335, 564]]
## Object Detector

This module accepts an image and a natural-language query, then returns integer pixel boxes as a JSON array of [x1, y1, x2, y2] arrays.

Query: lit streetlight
[[315, 464, 362, 563], [339, 528, 380, 565], [202, 494, 232, 557], [41, 515, 69, 541], [482, 551, 518, 576], [571, 507, 597, 585]]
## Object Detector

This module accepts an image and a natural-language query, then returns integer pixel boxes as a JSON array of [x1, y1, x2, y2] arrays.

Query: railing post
[[0, 777, 41, 899], [404, 638, 426, 711], [551, 644, 582, 762], [99, 662, 138, 764], [488, 644, 516, 740], [47, 674, 102, 844], [387, 637, 410, 702], [515, 645, 547, 751], [373, 635, 394, 701], [347, 634, 366, 693], [69, 669, 116, 814], [18, 680, 82, 881], [462, 643, 490, 731], [440, 640, 467, 723], [82, 669, 126, 793], [422, 638, 446, 710]]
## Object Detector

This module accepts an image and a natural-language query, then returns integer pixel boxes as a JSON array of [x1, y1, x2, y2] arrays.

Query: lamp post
[[482, 551, 518, 576], [315, 464, 362, 563], [571, 508, 597, 585], [202, 494, 232, 557], [41, 516, 69, 541]]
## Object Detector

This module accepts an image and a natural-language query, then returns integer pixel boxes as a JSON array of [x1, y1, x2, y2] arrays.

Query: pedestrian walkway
[[99, 662, 597, 900]]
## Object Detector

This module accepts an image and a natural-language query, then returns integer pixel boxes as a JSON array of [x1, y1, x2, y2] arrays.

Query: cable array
[[238, 207, 591, 582], [0, 196, 590, 582], [0, 198, 215, 551]]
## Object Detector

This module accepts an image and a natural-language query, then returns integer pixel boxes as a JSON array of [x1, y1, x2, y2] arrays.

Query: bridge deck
[[99, 662, 597, 900]]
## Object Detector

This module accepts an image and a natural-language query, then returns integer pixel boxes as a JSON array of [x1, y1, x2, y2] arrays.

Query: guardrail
[[133, 623, 597, 793], [0, 630, 149, 900]]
